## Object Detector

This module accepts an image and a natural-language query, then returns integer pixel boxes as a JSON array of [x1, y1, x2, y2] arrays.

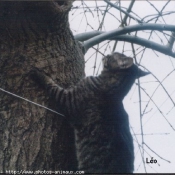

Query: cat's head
[[102, 52, 150, 99], [102, 52, 133, 71], [102, 52, 149, 78]]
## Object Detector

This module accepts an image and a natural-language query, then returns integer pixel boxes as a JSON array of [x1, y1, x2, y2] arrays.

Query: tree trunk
[[0, 1, 84, 172]]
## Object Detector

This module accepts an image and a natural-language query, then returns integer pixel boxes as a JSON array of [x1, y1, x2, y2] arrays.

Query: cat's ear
[[112, 52, 133, 70], [102, 55, 109, 70]]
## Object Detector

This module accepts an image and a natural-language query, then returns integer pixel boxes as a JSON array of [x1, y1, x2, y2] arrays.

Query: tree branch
[[74, 31, 103, 41], [83, 24, 175, 51], [75, 24, 175, 57], [113, 35, 175, 58], [166, 32, 175, 49]]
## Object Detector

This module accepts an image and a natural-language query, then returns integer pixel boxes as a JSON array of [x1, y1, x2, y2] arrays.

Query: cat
[[30, 52, 149, 173]]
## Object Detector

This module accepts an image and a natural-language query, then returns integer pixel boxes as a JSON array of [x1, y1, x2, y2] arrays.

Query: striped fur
[[31, 52, 148, 173]]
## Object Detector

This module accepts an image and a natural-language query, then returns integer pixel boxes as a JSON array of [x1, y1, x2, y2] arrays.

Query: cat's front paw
[[30, 67, 50, 87]]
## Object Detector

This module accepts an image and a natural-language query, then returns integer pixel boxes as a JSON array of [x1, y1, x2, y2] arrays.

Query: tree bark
[[0, 1, 84, 172]]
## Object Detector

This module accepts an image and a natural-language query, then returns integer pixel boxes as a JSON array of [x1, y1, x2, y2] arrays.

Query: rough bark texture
[[0, 1, 85, 172]]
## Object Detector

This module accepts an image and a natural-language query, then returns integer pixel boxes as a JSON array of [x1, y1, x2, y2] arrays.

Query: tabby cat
[[30, 52, 149, 173]]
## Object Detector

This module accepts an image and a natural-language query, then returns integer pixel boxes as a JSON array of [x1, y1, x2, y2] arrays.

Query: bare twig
[[134, 133, 170, 136], [104, 0, 142, 23], [144, 142, 171, 163], [139, 66, 175, 115], [137, 85, 175, 131], [130, 126, 147, 172], [112, 0, 135, 52], [131, 44, 147, 173], [138, 1, 171, 63], [122, 0, 135, 26], [144, 11, 175, 23]]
